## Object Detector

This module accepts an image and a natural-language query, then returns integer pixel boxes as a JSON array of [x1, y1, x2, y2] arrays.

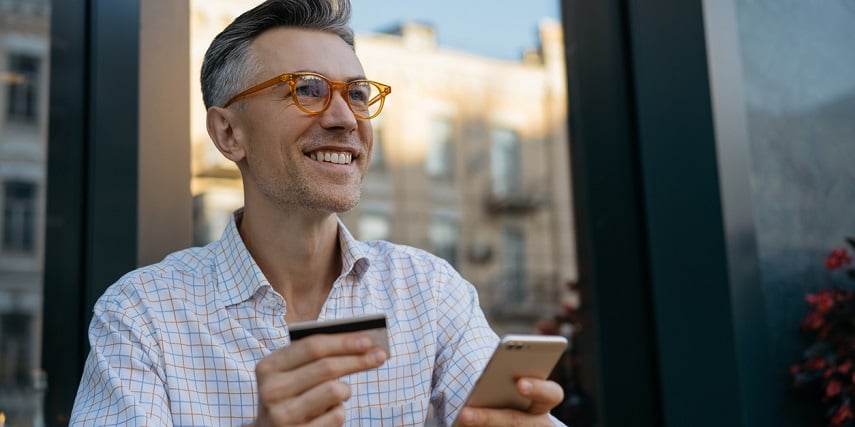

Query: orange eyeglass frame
[[223, 71, 392, 119]]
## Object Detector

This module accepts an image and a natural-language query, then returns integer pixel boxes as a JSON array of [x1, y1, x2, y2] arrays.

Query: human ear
[[206, 106, 246, 162]]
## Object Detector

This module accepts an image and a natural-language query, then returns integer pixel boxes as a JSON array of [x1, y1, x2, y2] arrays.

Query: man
[[71, 0, 565, 425]]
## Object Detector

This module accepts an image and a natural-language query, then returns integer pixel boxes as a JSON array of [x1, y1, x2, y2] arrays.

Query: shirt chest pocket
[[346, 398, 430, 427]]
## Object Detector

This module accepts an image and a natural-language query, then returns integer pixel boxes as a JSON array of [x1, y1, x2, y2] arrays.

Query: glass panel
[[704, 1, 855, 425], [0, 0, 51, 424]]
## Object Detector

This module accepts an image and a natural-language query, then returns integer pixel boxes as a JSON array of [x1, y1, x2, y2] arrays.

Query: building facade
[[0, 0, 50, 424]]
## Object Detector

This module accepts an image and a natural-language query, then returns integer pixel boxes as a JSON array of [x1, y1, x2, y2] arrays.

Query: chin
[[317, 192, 360, 214], [332, 198, 360, 213]]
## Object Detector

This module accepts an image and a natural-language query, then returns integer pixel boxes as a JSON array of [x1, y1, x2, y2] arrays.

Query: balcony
[[486, 273, 564, 322], [483, 184, 549, 215]]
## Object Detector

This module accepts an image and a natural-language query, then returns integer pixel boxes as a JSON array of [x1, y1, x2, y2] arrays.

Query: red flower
[[826, 248, 853, 271], [785, 241, 855, 424], [826, 379, 842, 397], [802, 311, 826, 331], [831, 404, 853, 425], [806, 357, 828, 371], [807, 291, 836, 314], [536, 318, 559, 335]]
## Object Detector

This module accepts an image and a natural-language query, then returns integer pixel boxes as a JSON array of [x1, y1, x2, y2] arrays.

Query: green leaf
[[846, 236, 855, 250]]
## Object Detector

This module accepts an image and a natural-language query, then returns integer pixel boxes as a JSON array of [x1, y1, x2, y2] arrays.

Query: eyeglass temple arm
[[368, 85, 392, 106], [224, 74, 291, 107]]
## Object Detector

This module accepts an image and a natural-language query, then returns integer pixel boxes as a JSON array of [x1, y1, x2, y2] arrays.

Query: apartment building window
[[2, 181, 37, 252], [0, 312, 33, 387], [490, 127, 521, 196], [5, 54, 40, 123], [192, 189, 243, 246], [425, 118, 455, 179], [429, 216, 459, 267], [370, 121, 386, 171], [358, 212, 391, 241], [501, 225, 526, 302]]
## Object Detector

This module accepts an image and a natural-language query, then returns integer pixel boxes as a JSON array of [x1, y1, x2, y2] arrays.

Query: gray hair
[[201, 0, 354, 109]]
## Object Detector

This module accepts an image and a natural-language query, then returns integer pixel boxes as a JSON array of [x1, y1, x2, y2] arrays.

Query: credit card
[[288, 313, 389, 354]]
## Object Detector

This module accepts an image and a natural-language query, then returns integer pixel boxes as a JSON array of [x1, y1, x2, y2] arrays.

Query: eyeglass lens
[[294, 75, 383, 118]]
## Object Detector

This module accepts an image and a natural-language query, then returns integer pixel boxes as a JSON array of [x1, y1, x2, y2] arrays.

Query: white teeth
[[309, 150, 352, 165]]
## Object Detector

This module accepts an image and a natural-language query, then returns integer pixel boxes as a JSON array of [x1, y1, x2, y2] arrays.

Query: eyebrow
[[292, 69, 368, 82]]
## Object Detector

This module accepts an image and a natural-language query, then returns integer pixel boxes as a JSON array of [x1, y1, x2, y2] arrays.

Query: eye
[[348, 82, 372, 104], [294, 76, 329, 99]]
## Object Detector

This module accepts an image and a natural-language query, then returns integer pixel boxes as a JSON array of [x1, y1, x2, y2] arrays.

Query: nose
[[318, 90, 358, 131]]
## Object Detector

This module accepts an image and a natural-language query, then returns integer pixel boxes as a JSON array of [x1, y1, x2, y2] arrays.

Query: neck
[[237, 203, 342, 322]]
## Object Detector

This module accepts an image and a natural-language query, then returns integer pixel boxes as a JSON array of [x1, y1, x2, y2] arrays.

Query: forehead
[[250, 27, 364, 80]]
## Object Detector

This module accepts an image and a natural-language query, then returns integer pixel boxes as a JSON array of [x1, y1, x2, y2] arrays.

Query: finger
[[266, 380, 350, 424], [303, 403, 347, 427], [312, 404, 347, 427], [258, 349, 387, 402], [458, 407, 549, 427], [517, 378, 564, 415]]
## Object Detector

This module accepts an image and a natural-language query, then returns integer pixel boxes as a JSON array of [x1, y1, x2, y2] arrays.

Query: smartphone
[[451, 334, 568, 427]]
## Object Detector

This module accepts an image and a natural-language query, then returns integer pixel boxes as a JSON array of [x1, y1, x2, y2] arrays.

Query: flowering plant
[[791, 238, 855, 426]]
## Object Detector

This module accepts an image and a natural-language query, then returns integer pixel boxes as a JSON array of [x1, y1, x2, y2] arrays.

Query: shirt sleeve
[[70, 286, 172, 426], [429, 261, 499, 425], [428, 261, 568, 427]]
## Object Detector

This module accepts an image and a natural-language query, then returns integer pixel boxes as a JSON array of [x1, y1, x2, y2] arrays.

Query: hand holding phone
[[452, 334, 568, 427]]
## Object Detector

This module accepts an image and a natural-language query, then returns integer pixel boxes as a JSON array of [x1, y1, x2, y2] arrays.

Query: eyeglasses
[[223, 72, 391, 119]]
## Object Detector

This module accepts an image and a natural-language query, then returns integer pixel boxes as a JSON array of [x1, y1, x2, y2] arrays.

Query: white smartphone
[[451, 334, 568, 427]]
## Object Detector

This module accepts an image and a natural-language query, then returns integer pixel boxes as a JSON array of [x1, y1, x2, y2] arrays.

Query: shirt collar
[[213, 208, 270, 307], [336, 216, 372, 280], [213, 209, 372, 307]]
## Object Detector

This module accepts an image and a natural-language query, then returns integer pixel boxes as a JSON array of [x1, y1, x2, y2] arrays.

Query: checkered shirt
[[71, 210, 508, 426]]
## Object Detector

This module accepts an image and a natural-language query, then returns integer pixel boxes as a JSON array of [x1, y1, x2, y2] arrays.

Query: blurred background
[[1, 0, 854, 426]]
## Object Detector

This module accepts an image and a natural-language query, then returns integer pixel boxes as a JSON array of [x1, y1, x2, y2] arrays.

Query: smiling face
[[216, 27, 373, 215]]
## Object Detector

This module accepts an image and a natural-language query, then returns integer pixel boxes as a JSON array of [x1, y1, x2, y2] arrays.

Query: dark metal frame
[[564, 0, 776, 426], [42, 1, 140, 425]]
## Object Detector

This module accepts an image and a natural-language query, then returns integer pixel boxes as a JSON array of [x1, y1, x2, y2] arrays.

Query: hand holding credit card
[[288, 313, 390, 355]]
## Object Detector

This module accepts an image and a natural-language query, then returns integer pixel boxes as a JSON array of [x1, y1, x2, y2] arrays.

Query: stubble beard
[[259, 166, 363, 214]]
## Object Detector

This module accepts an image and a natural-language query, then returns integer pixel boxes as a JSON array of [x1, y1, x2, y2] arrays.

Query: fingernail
[[460, 408, 476, 425], [520, 379, 533, 395], [371, 349, 387, 364], [356, 337, 372, 349]]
